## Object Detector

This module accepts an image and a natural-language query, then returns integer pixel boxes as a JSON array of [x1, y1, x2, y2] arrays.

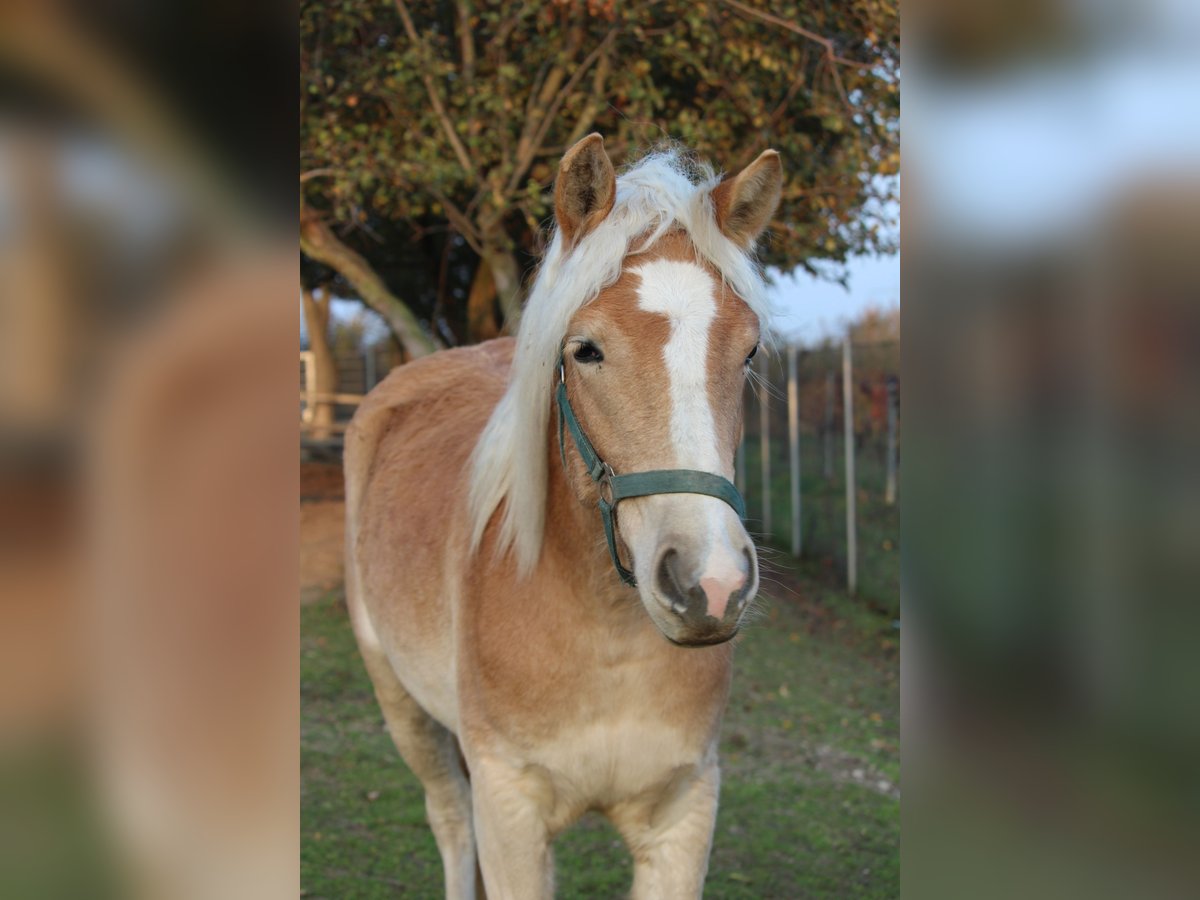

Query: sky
[[907, 0, 1200, 249], [769, 253, 899, 345]]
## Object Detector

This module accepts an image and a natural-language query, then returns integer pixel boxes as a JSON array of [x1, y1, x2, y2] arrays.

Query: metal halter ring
[[597, 462, 616, 506]]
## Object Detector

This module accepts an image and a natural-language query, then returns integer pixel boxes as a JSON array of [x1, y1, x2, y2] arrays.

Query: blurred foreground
[[905, 0, 1200, 896], [4, 0, 1200, 896], [1, 2, 296, 898]]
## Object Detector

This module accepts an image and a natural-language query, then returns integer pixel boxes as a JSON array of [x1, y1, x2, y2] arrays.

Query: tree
[[849, 304, 900, 345], [300, 206, 439, 357], [301, 0, 899, 350], [300, 286, 338, 439]]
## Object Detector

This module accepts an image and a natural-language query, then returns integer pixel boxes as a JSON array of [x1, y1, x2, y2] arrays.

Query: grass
[[301, 562, 899, 898]]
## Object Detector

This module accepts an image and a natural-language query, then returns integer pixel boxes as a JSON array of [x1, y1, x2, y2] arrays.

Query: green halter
[[555, 354, 746, 587]]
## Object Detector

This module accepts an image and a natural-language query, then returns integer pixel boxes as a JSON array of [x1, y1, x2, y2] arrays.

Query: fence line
[[738, 336, 898, 608], [787, 345, 801, 557], [842, 337, 858, 596], [757, 352, 772, 537], [823, 370, 835, 481], [885, 375, 898, 506], [300, 351, 316, 425]]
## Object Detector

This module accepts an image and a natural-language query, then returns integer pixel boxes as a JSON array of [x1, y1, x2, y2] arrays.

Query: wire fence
[[738, 339, 899, 617], [299, 344, 398, 440]]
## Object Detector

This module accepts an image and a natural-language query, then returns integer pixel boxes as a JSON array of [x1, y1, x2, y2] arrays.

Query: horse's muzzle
[[650, 544, 756, 644]]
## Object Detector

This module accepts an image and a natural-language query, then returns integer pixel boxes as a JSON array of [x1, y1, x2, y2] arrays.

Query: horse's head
[[553, 135, 782, 646]]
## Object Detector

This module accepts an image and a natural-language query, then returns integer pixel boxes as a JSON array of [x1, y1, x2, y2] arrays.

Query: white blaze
[[633, 259, 749, 616], [633, 259, 720, 471]]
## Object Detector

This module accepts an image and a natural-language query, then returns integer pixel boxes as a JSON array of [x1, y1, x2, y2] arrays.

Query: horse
[[343, 134, 782, 899]]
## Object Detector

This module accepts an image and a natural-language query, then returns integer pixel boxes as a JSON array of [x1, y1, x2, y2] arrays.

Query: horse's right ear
[[555, 133, 616, 246]]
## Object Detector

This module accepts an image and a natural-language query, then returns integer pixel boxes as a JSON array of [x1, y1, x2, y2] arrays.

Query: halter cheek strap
[[555, 355, 746, 587]]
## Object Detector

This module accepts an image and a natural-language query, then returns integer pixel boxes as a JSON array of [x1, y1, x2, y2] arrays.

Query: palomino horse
[[344, 134, 782, 899]]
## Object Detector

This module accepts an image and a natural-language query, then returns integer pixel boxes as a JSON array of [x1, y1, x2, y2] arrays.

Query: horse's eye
[[574, 342, 604, 364], [745, 343, 759, 365]]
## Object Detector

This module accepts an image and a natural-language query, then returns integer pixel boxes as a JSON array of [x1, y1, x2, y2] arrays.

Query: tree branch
[[300, 167, 337, 184], [393, 0, 477, 180], [505, 28, 619, 197], [300, 209, 439, 358], [716, 0, 860, 110], [456, 0, 476, 81], [511, 24, 585, 186], [731, 66, 811, 170], [487, 2, 533, 53], [428, 188, 485, 256], [563, 44, 614, 148], [718, 0, 844, 56]]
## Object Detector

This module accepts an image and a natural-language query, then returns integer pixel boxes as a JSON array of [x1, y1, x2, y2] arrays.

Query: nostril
[[656, 549, 688, 613], [738, 548, 758, 604], [743, 547, 757, 582]]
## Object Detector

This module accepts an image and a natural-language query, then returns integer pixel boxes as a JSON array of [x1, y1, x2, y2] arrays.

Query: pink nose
[[700, 571, 748, 620]]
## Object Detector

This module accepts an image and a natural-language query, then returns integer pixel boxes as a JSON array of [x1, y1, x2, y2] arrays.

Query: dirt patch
[[301, 462, 344, 502], [300, 500, 345, 605], [300, 462, 347, 604]]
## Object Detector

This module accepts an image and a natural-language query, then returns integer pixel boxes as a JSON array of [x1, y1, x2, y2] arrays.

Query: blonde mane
[[467, 150, 776, 575]]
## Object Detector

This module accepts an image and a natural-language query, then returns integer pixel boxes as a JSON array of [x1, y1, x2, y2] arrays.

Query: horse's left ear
[[712, 149, 783, 248], [555, 133, 616, 246]]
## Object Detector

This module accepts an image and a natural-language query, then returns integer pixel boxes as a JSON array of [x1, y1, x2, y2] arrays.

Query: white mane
[[467, 150, 775, 575]]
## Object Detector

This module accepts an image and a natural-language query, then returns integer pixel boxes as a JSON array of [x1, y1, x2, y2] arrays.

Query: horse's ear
[[555, 133, 616, 246], [712, 149, 783, 249]]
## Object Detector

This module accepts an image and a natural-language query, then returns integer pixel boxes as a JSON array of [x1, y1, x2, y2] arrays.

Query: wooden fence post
[[758, 352, 772, 537], [364, 345, 377, 391], [842, 338, 857, 595], [787, 344, 801, 557], [885, 374, 898, 506], [300, 351, 315, 424]]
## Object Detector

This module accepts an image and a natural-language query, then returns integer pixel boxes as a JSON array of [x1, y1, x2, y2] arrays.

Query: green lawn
[[301, 564, 898, 898]]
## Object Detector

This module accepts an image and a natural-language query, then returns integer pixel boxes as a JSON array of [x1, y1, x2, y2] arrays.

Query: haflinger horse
[[344, 134, 782, 899]]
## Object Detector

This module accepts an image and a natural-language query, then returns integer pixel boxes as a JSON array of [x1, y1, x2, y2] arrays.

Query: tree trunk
[[299, 211, 439, 359], [482, 246, 524, 335], [301, 287, 338, 441], [466, 258, 500, 342]]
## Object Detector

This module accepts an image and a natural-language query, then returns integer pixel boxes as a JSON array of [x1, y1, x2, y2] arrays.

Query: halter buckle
[[597, 462, 616, 505]]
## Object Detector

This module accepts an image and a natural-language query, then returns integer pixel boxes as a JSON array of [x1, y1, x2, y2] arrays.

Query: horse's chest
[[488, 664, 725, 806], [477, 643, 725, 737], [463, 607, 731, 805], [536, 712, 710, 810]]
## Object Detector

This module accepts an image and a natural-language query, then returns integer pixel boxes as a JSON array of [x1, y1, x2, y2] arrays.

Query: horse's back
[[344, 338, 513, 728], [345, 337, 512, 515]]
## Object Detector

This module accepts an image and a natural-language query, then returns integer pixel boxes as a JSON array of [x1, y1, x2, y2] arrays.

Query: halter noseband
[[554, 354, 746, 587]]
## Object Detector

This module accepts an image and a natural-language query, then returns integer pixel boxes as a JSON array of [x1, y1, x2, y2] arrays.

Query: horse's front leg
[[610, 762, 722, 900], [469, 755, 556, 900]]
